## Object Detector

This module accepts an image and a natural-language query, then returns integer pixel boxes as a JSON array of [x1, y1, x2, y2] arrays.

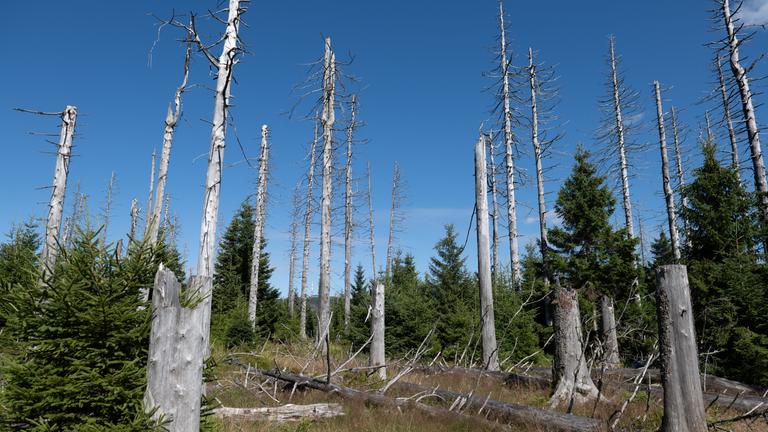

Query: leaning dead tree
[[475, 134, 500, 371], [317, 37, 337, 343], [719, 0, 768, 239], [146, 35, 191, 245], [496, 0, 521, 283], [248, 125, 270, 327], [288, 184, 301, 317], [715, 54, 741, 179], [299, 116, 319, 340], [343, 95, 358, 334], [38, 106, 77, 279], [653, 82, 681, 261], [655, 265, 706, 432], [384, 161, 404, 284]]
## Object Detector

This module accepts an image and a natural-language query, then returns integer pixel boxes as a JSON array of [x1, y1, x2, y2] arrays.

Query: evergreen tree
[[386, 251, 435, 356], [0, 221, 40, 331], [346, 264, 371, 348], [650, 231, 675, 268]]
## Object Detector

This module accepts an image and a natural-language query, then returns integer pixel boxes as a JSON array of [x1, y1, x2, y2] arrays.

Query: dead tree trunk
[[146, 148, 156, 234], [343, 95, 357, 334], [609, 37, 635, 239], [550, 284, 598, 407], [300, 117, 319, 340], [722, 0, 768, 240], [147, 41, 191, 245], [475, 135, 500, 371], [670, 107, 691, 247], [129, 198, 139, 242], [41, 106, 77, 279], [528, 48, 550, 289], [498, 1, 521, 284], [288, 184, 301, 317], [367, 163, 377, 278], [655, 265, 706, 432], [101, 172, 116, 246], [194, 0, 243, 355], [654, 82, 681, 261], [144, 266, 208, 432], [371, 282, 386, 379], [716, 54, 741, 180], [248, 125, 270, 327], [384, 161, 401, 284], [487, 132, 500, 276], [600, 295, 620, 368]]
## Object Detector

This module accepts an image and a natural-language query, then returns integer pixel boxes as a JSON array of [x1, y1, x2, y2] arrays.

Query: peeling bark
[[248, 125, 270, 327], [370, 282, 386, 379]]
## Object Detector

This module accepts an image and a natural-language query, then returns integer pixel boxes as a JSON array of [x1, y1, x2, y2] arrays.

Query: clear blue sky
[[2, 1, 767, 296]]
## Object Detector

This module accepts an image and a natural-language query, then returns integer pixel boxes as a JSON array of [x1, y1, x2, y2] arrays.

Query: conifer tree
[[386, 251, 435, 356], [0, 221, 40, 330], [346, 264, 371, 348]]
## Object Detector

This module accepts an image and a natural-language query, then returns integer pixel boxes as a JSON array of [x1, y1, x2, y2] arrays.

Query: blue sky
[[2, 0, 767, 296]]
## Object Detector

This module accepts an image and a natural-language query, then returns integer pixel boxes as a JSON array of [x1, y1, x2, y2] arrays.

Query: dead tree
[[147, 37, 191, 245], [367, 162, 377, 278], [343, 95, 358, 334], [101, 172, 116, 246], [670, 107, 691, 247], [716, 54, 741, 179], [248, 125, 270, 327], [655, 265, 706, 432], [146, 148, 156, 233], [61, 181, 82, 249], [300, 117, 319, 340], [720, 0, 768, 240], [384, 161, 403, 284], [40, 106, 77, 279], [129, 198, 139, 241], [653, 82, 681, 261], [288, 184, 301, 317], [475, 135, 500, 371], [497, 1, 521, 283], [371, 282, 386, 379], [487, 131, 500, 276], [317, 37, 336, 343]]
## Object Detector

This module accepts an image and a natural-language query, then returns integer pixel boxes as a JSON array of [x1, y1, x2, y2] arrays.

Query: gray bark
[[288, 184, 301, 316], [384, 161, 400, 283], [716, 54, 741, 179], [498, 1, 521, 284], [670, 107, 691, 247], [213, 404, 344, 422], [300, 118, 319, 340], [550, 284, 598, 407], [101, 172, 116, 246], [528, 48, 550, 288], [487, 132, 500, 276], [655, 265, 707, 432], [129, 198, 139, 241], [370, 282, 386, 379], [317, 37, 336, 343], [144, 266, 208, 432], [147, 41, 190, 245], [722, 0, 768, 234], [654, 82, 681, 260], [608, 37, 635, 239], [343, 95, 357, 334], [367, 162, 377, 278], [146, 148, 156, 234], [41, 106, 77, 280], [475, 135, 499, 371], [600, 295, 620, 368], [248, 125, 270, 327]]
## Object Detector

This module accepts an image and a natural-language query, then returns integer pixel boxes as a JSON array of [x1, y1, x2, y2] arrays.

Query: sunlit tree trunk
[[248, 125, 270, 327]]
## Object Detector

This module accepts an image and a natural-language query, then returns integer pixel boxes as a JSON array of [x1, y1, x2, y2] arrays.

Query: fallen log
[[214, 403, 344, 422]]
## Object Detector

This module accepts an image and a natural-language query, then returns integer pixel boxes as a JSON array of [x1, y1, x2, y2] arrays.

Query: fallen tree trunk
[[214, 403, 343, 422]]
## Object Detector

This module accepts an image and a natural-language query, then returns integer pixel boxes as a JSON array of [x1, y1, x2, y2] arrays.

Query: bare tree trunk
[[609, 37, 635, 239], [147, 41, 191, 245], [600, 295, 620, 368], [288, 184, 301, 317], [670, 107, 691, 247], [343, 95, 357, 334], [370, 282, 386, 379], [61, 181, 81, 249], [129, 198, 139, 242], [487, 132, 500, 276], [528, 48, 550, 288], [636, 206, 646, 265], [194, 0, 242, 355], [317, 37, 336, 344], [367, 162, 377, 278], [654, 82, 681, 261], [655, 265, 706, 432], [550, 284, 598, 407], [41, 106, 77, 280], [716, 54, 741, 180], [384, 161, 400, 284], [300, 118, 319, 340], [146, 148, 156, 234], [722, 0, 768, 238], [248, 125, 270, 327], [101, 171, 116, 246], [475, 135, 500, 371], [498, 1, 521, 284]]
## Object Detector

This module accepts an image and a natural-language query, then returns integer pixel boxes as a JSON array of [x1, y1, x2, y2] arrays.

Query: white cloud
[[738, 0, 768, 26]]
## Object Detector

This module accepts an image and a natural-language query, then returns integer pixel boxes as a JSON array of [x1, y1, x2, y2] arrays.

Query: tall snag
[[300, 116, 319, 340], [487, 131, 500, 276], [653, 82, 681, 260], [288, 184, 301, 316], [248, 125, 270, 327], [101, 172, 116, 246], [716, 54, 741, 179], [343, 95, 358, 334], [670, 107, 691, 246], [384, 161, 403, 284], [475, 135, 500, 371], [367, 162, 377, 278]]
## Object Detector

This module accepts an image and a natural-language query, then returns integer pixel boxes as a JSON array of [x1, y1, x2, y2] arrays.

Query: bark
[[343, 95, 357, 334], [655, 265, 706, 432], [248, 125, 270, 327], [716, 54, 741, 179], [550, 284, 598, 407], [144, 266, 208, 432], [147, 41, 190, 245], [599, 295, 620, 368], [101, 172, 116, 246], [317, 37, 336, 343], [300, 117, 319, 340], [654, 82, 681, 261], [608, 37, 635, 239], [213, 404, 344, 422], [670, 107, 691, 247], [487, 132, 500, 276], [475, 135, 500, 371], [194, 0, 242, 354], [367, 162, 377, 277], [41, 106, 77, 280], [129, 198, 139, 241], [288, 184, 301, 316], [722, 0, 768, 237], [384, 161, 400, 284], [146, 148, 156, 233], [498, 1, 521, 284], [370, 282, 386, 379]]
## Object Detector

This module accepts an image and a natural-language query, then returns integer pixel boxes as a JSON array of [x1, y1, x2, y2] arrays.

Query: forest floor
[[206, 341, 767, 432]]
